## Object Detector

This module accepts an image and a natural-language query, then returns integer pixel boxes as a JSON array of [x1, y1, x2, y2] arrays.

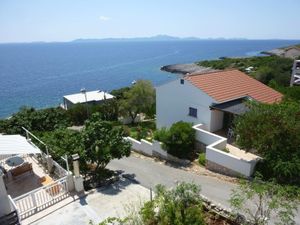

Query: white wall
[[206, 147, 257, 177], [210, 110, 224, 132], [156, 78, 217, 131], [125, 138, 189, 165], [193, 124, 258, 177], [126, 137, 153, 156]]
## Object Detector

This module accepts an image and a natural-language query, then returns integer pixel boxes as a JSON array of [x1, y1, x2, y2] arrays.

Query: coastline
[[160, 63, 216, 75]]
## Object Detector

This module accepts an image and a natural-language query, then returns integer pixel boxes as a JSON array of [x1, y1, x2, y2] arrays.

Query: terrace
[[0, 130, 72, 222]]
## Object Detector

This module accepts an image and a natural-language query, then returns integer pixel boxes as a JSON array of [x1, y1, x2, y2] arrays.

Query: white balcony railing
[[13, 176, 69, 220]]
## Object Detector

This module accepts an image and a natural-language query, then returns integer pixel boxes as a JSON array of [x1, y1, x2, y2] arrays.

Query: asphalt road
[[108, 155, 236, 208], [108, 155, 300, 224]]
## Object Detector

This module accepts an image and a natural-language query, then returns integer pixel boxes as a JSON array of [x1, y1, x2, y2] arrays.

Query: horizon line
[[1, 35, 300, 45]]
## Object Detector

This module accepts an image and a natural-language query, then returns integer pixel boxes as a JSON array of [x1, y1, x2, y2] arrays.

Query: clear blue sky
[[0, 0, 299, 43]]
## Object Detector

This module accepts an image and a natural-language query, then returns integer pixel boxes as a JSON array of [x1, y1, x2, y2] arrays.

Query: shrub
[[198, 153, 206, 166], [154, 121, 195, 159], [141, 183, 205, 225]]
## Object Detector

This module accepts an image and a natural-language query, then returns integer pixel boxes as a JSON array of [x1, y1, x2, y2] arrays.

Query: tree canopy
[[82, 117, 131, 172], [230, 175, 299, 225], [234, 101, 300, 185], [119, 80, 156, 122], [0, 106, 70, 134]]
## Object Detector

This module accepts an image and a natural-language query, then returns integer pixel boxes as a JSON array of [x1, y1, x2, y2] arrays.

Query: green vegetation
[[99, 182, 206, 225], [154, 121, 195, 159], [82, 116, 131, 173], [198, 153, 206, 166], [234, 101, 300, 185], [119, 80, 156, 123], [230, 174, 299, 225], [0, 106, 70, 134], [198, 55, 293, 86], [66, 98, 119, 126], [124, 120, 156, 141]]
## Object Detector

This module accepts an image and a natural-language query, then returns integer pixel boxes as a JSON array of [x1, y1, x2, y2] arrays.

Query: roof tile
[[184, 69, 283, 103]]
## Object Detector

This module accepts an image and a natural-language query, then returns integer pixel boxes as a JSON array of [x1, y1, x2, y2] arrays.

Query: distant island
[[71, 35, 248, 43]]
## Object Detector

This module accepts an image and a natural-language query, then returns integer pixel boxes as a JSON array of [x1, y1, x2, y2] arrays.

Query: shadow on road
[[95, 171, 140, 196]]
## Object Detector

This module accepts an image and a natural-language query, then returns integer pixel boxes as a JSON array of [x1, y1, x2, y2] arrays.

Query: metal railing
[[8, 195, 21, 223], [13, 176, 69, 220]]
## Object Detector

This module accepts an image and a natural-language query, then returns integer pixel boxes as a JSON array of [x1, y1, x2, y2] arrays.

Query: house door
[[223, 112, 235, 130]]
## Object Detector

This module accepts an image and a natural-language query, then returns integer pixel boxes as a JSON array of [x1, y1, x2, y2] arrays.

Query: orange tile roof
[[184, 69, 283, 103]]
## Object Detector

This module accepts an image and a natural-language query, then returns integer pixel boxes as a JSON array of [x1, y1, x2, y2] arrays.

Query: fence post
[[46, 155, 54, 173], [66, 171, 75, 192], [31, 192, 37, 212]]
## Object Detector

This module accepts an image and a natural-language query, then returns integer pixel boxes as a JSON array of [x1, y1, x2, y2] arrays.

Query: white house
[[156, 69, 283, 132], [62, 90, 114, 110]]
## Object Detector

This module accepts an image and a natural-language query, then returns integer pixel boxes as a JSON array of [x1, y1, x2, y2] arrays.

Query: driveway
[[107, 154, 300, 224], [108, 155, 236, 208], [31, 178, 149, 225]]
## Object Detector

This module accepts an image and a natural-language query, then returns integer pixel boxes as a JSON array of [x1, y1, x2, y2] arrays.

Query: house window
[[189, 107, 197, 117], [180, 79, 184, 84]]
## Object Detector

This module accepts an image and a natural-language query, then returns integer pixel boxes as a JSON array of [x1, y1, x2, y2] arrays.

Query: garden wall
[[125, 137, 190, 165], [193, 124, 258, 178]]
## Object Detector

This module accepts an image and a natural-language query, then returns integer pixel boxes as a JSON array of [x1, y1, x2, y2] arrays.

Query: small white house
[[156, 69, 283, 132], [62, 90, 114, 110]]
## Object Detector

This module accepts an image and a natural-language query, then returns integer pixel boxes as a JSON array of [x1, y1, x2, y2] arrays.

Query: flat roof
[[210, 96, 251, 115], [63, 90, 114, 104], [0, 135, 42, 155]]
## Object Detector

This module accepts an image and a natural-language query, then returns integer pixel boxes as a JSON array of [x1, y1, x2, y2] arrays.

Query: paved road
[[108, 155, 300, 224], [108, 155, 236, 208]]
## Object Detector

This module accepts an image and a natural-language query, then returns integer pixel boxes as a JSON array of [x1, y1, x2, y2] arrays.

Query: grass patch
[[198, 153, 206, 166], [222, 147, 230, 153]]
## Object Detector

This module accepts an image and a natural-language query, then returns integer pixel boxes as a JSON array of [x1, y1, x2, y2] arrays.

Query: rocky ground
[[161, 63, 217, 75], [262, 45, 300, 59]]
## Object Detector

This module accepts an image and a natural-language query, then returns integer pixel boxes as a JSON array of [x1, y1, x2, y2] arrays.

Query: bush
[[67, 99, 119, 126], [154, 121, 195, 159], [141, 183, 205, 225], [198, 153, 206, 166]]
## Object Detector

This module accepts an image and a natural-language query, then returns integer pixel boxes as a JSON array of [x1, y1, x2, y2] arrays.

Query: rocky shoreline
[[161, 63, 217, 75], [261, 45, 300, 59]]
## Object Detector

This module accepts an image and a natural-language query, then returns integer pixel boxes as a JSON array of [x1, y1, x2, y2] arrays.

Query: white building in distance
[[62, 90, 114, 110]]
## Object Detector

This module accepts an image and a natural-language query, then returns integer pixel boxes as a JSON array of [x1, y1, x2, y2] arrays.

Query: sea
[[0, 39, 299, 118]]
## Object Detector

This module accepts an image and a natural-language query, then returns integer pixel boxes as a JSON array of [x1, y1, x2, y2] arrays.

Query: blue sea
[[0, 40, 299, 118]]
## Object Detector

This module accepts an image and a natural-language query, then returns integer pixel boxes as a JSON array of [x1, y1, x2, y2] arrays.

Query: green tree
[[234, 101, 300, 185], [0, 106, 70, 134], [110, 86, 131, 100], [39, 128, 87, 174], [119, 80, 155, 123], [82, 118, 131, 172], [154, 121, 195, 158], [230, 175, 299, 225]]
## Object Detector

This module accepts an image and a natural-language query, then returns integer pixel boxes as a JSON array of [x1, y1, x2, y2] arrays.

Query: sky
[[0, 0, 299, 43]]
